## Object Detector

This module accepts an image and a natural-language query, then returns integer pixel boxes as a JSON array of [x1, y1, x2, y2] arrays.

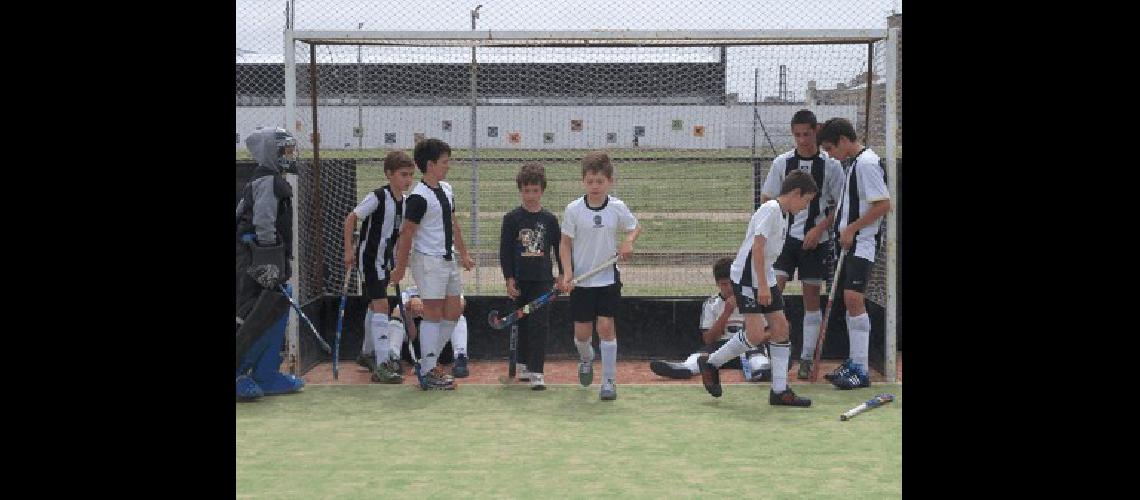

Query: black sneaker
[[420, 369, 456, 390], [357, 353, 377, 372], [452, 354, 470, 378], [769, 387, 812, 407], [697, 354, 722, 398], [650, 360, 694, 379], [824, 359, 855, 383]]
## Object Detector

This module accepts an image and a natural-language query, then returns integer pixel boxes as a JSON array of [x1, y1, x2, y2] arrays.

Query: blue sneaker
[[236, 375, 264, 401], [824, 359, 856, 383], [831, 361, 871, 390], [255, 372, 306, 395], [452, 354, 470, 378]]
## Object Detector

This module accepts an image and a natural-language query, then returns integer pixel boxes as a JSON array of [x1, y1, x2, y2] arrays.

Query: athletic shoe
[[831, 362, 871, 390], [697, 354, 722, 398], [530, 373, 546, 391], [517, 363, 532, 381], [357, 352, 376, 372], [420, 369, 456, 390], [797, 359, 814, 380], [371, 362, 404, 384], [599, 379, 617, 400], [429, 365, 455, 382], [650, 360, 694, 379], [578, 359, 594, 387], [236, 375, 263, 401], [385, 358, 402, 375], [749, 369, 772, 383], [824, 359, 856, 383], [769, 387, 812, 407], [452, 354, 470, 378]]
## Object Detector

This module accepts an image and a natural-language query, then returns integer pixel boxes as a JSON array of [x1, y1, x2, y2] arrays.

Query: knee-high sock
[[683, 352, 702, 374], [600, 339, 617, 382], [574, 338, 594, 362], [801, 310, 822, 361], [438, 320, 457, 357], [371, 313, 390, 364], [451, 316, 468, 358], [771, 341, 791, 392], [847, 312, 871, 370], [419, 320, 440, 373], [361, 310, 374, 356], [387, 320, 405, 362], [708, 331, 753, 367]]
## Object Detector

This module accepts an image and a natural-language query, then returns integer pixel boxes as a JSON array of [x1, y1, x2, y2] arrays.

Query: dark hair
[[413, 138, 452, 173], [780, 169, 819, 196], [790, 109, 818, 128], [581, 151, 614, 179], [383, 150, 415, 174], [713, 257, 732, 281], [516, 162, 547, 191], [817, 117, 858, 145]]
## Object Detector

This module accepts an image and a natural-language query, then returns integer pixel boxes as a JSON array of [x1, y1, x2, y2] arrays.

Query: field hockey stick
[[810, 160, 854, 383], [277, 285, 332, 354], [332, 267, 352, 380], [498, 323, 521, 385], [840, 393, 895, 421], [393, 281, 423, 385], [488, 253, 620, 330]]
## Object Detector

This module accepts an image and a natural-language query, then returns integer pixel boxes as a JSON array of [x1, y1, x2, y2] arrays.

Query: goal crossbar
[[288, 29, 887, 47]]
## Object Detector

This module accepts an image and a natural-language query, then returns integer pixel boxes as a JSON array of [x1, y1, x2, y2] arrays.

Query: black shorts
[[362, 270, 390, 302], [732, 282, 784, 314], [570, 284, 622, 322], [772, 237, 828, 284], [837, 254, 874, 294]]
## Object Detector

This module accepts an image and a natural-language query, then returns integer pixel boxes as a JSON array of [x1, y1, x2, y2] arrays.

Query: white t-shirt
[[730, 200, 788, 288], [561, 195, 639, 288], [760, 149, 845, 241], [700, 293, 746, 341], [837, 148, 890, 262], [405, 180, 456, 258]]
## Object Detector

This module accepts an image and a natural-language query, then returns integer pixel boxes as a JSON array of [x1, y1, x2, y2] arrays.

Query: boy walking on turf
[[760, 109, 845, 379], [500, 163, 563, 390], [557, 152, 642, 401], [390, 139, 476, 390], [817, 117, 892, 390], [698, 170, 818, 406], [343, 150, 416, 384]]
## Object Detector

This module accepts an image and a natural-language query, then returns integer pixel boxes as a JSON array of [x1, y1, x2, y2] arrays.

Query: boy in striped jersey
[[343, 150, 416, 384], [390, 139, 475, 390], [760, 109, 846, 379], [817, 117, 891, 390]]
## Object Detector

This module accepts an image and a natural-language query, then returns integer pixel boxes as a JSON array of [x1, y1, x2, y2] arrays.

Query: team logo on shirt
[[593, 215, 604, 228], [518, 223, 547, 257]]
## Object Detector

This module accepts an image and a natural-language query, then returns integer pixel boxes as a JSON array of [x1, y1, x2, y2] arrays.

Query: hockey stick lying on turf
[[332, 267, 352, 380], [277, 285, 333, 354], [488, 253, 621, 330], [840, 393, 895, 421]]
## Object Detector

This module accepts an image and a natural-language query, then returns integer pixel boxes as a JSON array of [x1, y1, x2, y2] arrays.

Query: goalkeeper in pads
[[343, 150, 416, 384], [698, 170, 818, 406], [235, 127, 305, 401], [648, 257, 771, 382]]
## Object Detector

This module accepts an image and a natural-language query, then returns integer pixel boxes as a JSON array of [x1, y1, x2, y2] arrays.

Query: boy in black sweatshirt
[[499, 163, 563, 390]]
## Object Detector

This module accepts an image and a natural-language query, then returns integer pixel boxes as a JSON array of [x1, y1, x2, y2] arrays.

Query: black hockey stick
[[488, 254, 620, 330]]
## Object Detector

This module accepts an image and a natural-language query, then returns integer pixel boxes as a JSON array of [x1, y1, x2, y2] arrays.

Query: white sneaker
[[530, 373, 546, 391], [517, 364, 532, 381]]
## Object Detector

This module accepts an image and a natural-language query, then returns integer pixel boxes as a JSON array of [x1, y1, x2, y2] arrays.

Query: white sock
[[438, 320, 457, 357], [847, 312, 871, 370], [452, 316, 468, 358], [361, 310, 374, 356], [371, 313, 390, 364], [707, 331, 753, 367], [419, 320, 440, 373], [574, 338, 595, 362], [683, 352, 701, 374], [801, 310, 822, 361], [600, 339, 617, 382], [771, 342, 791, 392], [387, 320, 405, 361]]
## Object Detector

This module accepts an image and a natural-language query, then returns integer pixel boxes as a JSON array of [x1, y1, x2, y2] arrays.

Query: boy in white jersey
[[760, 109, 846, 379], [648, 257, 771, 381], [390, 139, 475, 390], [557, 152, 642, 401], [698, 170, 818, 406], [343, 150, 416, 384], [817, 117, 891, 390]]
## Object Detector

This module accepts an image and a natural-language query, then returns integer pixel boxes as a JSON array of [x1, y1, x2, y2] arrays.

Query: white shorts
[[410, 251, 463, 300]]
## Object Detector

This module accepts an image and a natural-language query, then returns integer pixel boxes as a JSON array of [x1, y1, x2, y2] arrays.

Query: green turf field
[[236, 384, 901, 498]]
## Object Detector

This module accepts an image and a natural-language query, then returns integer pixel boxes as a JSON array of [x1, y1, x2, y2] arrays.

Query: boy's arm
[[619, 224, 641, 261], [452, 213, 475, 270], [343, 211, 358, 267], [551, 215, 564, 278], [390, 221, 418, 285], [752, 234, 772, 305], [557, 233, 574, 292], [839, 199, 891, 249], [500, 214, 518, 298]]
